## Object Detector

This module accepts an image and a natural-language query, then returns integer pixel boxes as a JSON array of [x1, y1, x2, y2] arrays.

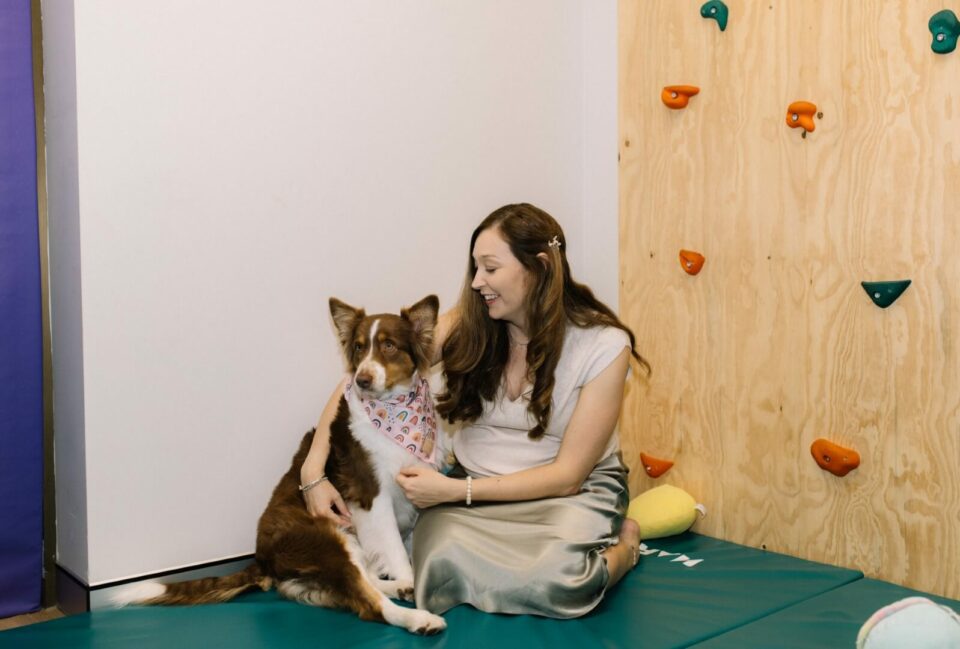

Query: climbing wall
[[619, 0, 960, 599]]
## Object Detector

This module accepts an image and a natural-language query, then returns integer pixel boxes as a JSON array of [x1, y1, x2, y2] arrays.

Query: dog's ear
[[401, 295, 439, 370], [329, 298, 365, 349], [402, 294, 439, 336]]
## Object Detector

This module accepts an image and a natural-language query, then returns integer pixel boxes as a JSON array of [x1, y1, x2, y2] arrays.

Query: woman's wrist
[[300, 459, 325, 485], [299, 474, 328, 493], [438, 475, 462, 505]]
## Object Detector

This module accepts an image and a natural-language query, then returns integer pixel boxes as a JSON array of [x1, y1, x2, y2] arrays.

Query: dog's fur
[[111, 295, 447, 635]]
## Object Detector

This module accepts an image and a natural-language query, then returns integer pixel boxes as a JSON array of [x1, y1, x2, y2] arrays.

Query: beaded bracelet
[[466, 476, 473, 506]]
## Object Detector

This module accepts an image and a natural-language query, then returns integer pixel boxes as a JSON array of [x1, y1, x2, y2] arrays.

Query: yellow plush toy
[[626, 484, 705, 539]]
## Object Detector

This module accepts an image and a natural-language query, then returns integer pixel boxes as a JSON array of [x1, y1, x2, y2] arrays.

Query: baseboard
[[55, 565, 89, 615], [55, 555, 255, 613]]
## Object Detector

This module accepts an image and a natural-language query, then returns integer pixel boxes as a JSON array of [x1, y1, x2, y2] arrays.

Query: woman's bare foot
[[604, 517, 642, 588], [619, 518, 642, 567]]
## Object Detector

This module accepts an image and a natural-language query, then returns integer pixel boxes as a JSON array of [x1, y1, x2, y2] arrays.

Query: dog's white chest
[[345, 392, 430, 531]]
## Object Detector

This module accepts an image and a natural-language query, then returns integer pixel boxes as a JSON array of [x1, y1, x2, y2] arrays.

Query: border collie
[[112, 295, 447, 635]]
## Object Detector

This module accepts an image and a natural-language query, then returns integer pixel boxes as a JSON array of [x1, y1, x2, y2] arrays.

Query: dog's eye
[[353, 341, 364, 352], [383, 341, 396, 352]]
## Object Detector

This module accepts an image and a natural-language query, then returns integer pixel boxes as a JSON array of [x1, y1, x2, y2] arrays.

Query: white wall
[[43, 0, 618, 585], [580, 0, 619, 311]]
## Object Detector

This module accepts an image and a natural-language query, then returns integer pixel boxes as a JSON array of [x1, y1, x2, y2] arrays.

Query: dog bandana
[[348, 376, 438, 465]]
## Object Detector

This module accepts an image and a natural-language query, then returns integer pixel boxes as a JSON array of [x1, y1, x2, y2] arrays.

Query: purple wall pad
[[0, 0, 44, 618]]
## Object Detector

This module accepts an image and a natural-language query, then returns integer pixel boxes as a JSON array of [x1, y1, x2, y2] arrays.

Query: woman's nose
[[471, 271, 484, 290]]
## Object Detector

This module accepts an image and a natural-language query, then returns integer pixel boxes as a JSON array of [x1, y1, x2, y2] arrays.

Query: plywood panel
[[619, 0, 960, 598]]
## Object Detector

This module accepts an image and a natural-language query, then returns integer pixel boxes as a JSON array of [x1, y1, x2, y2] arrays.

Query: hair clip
[[548, 236, 561, 250]]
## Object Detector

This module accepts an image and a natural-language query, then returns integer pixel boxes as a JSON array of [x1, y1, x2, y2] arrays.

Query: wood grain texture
[[619, 0, 960, 598]]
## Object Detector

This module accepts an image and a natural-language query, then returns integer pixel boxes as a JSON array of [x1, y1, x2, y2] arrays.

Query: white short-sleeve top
[[453, 324, 631, 478]]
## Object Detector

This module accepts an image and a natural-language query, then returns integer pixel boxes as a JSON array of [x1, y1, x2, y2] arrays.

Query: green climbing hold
[[929, 9, 959, 54], [700, 1, 729, 32], [861, 280, 911, 309]]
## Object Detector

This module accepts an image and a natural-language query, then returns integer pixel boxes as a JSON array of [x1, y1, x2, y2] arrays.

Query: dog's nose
[[355, 374, 372, 390]]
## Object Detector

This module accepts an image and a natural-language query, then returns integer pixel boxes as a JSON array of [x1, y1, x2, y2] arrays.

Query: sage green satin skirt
[[412, 453, 629, 618]]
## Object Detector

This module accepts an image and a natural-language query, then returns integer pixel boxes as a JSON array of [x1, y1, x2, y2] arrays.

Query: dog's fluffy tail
[[111, 563, 272, 607]]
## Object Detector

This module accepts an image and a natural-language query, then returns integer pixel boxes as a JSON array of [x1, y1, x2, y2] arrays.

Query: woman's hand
[[396, 466, 462, 509], [303, 479, 352, 528]]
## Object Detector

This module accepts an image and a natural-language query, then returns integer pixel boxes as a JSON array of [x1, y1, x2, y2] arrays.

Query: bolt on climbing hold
[[639, 452, 674, 478], [810, 438, 860, 477], [786, 101, 817, 134], [662, 85, 700, 109], [700, 0, 729, 31], [861, 280, 911, 309], [929, 9, 959, 54], [679, 249, 706, 275]]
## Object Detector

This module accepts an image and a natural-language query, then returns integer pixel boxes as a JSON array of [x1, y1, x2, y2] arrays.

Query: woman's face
[[471, 227, 532, 331]]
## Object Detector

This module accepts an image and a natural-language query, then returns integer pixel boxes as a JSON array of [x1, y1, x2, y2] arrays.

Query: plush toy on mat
[[857, 596, 960, 649], [626, 484, 705, 539]]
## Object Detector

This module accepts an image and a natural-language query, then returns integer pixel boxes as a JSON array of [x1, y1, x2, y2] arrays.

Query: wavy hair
[[437, 203, 649, 439]]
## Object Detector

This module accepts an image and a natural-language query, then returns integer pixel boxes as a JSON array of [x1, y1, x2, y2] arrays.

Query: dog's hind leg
[[370, 576, 414, 602], [345, 535, 414, 601], [342, 533, 441, 632], [278, 575, 442, 634], [277, 535, 444, 634]]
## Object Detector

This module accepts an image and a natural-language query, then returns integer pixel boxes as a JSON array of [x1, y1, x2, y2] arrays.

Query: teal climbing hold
[[861, 280, 911, 309], [929, 9, 959, 54], [700, 1, 729, 32]]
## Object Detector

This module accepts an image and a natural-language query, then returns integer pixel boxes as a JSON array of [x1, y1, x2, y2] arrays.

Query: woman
[[301, 203, 647, 618]]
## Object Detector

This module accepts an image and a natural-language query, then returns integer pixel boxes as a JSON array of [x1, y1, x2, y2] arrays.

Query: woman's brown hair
[[437, 203, 649, 439]]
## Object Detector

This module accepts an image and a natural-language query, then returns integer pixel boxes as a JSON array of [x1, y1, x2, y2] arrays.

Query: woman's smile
[[471, 227, 532, 327]]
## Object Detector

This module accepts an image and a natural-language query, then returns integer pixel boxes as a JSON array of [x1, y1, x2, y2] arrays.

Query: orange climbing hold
[[679, 249, 706, 275], [810, 438, 860, 477], [786, 101, 817, 132], [662, 85, 700, 109], [640, 452, 674, 478]]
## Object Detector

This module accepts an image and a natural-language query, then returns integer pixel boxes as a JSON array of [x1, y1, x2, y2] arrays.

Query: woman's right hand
[[303, 479, 352, 528], [301, 378, 351, 526]]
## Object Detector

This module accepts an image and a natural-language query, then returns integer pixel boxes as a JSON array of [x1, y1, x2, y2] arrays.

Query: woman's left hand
[[396, 466, 462, 509]]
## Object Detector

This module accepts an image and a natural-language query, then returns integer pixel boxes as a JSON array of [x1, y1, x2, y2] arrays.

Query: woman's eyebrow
[[473, 254, 500, 263]]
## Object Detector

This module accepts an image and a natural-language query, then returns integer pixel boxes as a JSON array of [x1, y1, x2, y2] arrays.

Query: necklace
[[507, 324, 530, 348]]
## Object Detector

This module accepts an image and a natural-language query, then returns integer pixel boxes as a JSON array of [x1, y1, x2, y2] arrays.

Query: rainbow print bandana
[[347, 375, 438, 465]]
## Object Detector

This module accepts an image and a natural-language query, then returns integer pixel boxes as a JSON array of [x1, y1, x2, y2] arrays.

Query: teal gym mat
[[580, 532, 862, 648], [691, 577, 960, 649], [0, 533, 864, 649]]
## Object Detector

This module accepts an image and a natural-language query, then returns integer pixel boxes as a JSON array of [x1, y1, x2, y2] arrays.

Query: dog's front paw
[[374, 578, 415, 601], [396, 583, 415, 602], [408, 609, 446, 635]]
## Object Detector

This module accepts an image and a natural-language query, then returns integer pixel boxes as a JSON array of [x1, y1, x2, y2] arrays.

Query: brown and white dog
[[112, 295, 447, 635]]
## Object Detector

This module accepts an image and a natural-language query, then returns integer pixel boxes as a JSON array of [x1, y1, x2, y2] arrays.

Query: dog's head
[[329, 295, 439, 398]]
